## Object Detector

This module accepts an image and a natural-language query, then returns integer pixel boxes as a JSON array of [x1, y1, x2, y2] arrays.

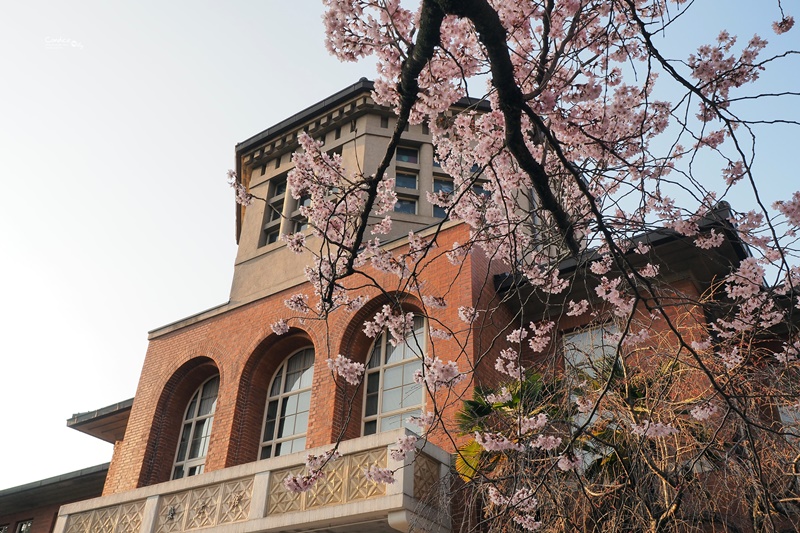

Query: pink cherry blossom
[[271, 319, 289, 335], [390, 434, 418, 461], [364, 465, 396, 484], [326, 355, 365, 385], [557, 454, 583, 472]]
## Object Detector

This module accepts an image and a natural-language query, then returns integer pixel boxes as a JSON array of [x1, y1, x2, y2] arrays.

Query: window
[[0, 524, 8, 533], [363, 316, 425, 435], [380, 116, 389, 128], [473, 183, 489, 197], [778, 402, 800, 445], [14, 522, 31, 533], [563, 325, 618, 382], [396, 147, 418, 164], [172, 375, 219, 479], [562, 324, 619, 468], [396, 172, 417, 190], [260, 348, 315, 459], [262, 176, 287, 246], [290, 195, 311, 234], [433, 178, 453, 219], [394, 198, 417, 215]]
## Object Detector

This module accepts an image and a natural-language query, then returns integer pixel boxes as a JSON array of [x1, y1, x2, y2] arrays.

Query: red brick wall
[[102, 222, 727, 498], [1, 504, 68, 533], [103, 224, 490, 495]]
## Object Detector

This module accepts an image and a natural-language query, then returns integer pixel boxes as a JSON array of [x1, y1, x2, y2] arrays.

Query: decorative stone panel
[[155, 477, 253, 532], [268, 447, 389, 515], [65, 501, 145, 533], [346, 448, 387, 501], [413, 452, 440, 502], [219, 477, 254, 524]]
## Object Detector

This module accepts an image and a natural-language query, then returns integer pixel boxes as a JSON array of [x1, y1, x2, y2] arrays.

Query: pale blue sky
[[0, 1, 796, 490]]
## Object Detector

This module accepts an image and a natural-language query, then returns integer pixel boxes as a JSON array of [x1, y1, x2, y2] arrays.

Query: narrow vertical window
[[433, 178, 453, 219], [262, 175, 287, 246], [260, 348, 315, 459], [363, 316, 425, 435], [562, 324, 618, 468], [172, 375, 220, 479]]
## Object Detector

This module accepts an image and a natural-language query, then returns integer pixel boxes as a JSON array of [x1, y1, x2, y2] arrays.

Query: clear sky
[[0, 1, 797, 490]]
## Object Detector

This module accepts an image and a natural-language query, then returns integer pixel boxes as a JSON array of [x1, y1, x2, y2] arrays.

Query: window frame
[[171, 375, 220, 480], [259, 347, 315, 460], [561, 323, 620, 469], [432, 178, 454, 219], [395, 171, 418, 190], [396, 146, 419, 165], [262, 174, 288, 247], [394, 197, 417, 215], [15, 520, 32, 533], [362, 315, 426, 436]]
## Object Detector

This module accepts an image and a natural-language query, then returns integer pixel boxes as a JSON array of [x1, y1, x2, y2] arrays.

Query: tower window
[[396, 147, 418, 164]]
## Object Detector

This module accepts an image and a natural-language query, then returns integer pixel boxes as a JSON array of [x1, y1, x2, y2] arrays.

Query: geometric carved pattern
[[268, 447, 388, 515], [219, 477, 254, 524], [185, 486, 221, 530], [64, 502, 146, 533], [268, 465, 305, 515], [118, 502, 146, 533], [65, 511, 92, 533], [156, 492, 190, 533], [306, 457, 345, 509], [155, 478, 254, 532], [346, 448, 387, 501], [90, 506, 119, 533], [413, 452, 440, 502]]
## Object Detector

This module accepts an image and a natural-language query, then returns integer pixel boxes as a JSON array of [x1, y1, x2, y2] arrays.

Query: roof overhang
[[0, 463, 108, 515], [495, 202, 751, 316], [67, 398, 133, 444]]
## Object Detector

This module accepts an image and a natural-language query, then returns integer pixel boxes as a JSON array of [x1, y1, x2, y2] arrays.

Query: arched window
[[172, 375, 219, 479], [260, 347, 315, 459], [363, 315, 425, 435]]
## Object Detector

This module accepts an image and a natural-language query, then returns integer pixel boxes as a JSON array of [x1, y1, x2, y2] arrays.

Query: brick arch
[[138, 356, 220, 487], [332, 292, 424, 440], [225, 327, 315, 467]]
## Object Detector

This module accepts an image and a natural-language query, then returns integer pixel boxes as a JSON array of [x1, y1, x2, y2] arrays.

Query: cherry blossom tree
[[232, 0, 800, 531]]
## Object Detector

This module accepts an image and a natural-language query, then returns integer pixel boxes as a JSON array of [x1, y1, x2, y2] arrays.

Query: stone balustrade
[[54, 429, 450, 533]]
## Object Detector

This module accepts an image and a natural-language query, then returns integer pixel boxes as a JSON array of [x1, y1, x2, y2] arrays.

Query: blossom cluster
[[414, 356, 465, 391], [631, 421, 679, 439], [326, 354, 365, 385], [390, 434, 418, 461], [364, 465, 395, 484], [362, 305, 415, 346]]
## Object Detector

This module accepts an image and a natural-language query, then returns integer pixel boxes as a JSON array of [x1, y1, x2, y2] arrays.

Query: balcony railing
[[54, 429, 450, 533]]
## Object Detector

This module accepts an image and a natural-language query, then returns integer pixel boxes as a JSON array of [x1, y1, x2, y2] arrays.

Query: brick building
[[2, 80, 787, 533]]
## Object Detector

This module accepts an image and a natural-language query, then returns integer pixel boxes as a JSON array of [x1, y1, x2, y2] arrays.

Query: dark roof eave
[[235, 78, 376, 156], [67, 398, 134, 426], [0, 463, 109, 499], [495, 201, 749, 295], [235, 79, 492, 156]]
